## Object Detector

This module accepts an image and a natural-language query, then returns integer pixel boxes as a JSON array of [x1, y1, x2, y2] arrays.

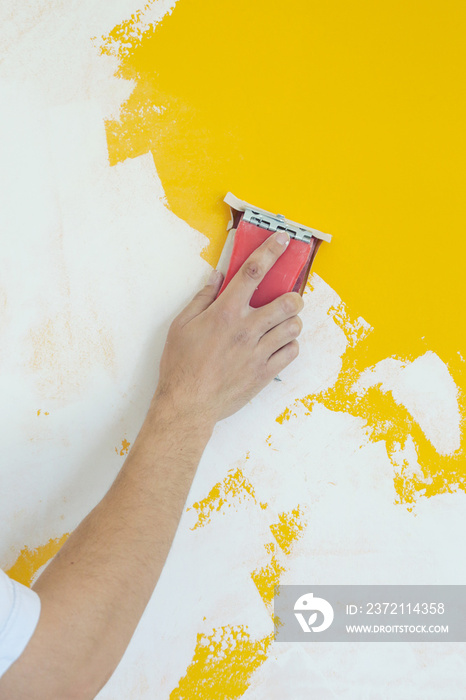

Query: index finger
[[221, 230, 290, 308]]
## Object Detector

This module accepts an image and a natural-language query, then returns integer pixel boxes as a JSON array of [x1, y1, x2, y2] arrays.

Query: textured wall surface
[[1, 1, 465, 697]]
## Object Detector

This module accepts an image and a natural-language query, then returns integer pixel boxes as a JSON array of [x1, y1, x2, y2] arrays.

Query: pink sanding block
[[216, 193, 332, 307]]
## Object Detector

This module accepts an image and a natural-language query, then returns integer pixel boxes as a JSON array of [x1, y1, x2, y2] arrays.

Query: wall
[[1, 1, 465, 697]]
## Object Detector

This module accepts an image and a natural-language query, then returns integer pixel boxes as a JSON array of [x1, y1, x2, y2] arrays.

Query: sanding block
[[216, 192, 331, 307]]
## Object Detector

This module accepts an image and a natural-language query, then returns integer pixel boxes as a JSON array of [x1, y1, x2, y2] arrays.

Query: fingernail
[[208, 269, 221, 284], [274, 230, 290, 246]]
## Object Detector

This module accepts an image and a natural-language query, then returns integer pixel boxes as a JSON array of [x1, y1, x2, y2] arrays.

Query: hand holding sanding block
[[216, 192, 332, 307]]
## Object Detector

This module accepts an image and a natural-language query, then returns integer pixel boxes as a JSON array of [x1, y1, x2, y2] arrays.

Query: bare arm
[[0, 229, 304, 699]]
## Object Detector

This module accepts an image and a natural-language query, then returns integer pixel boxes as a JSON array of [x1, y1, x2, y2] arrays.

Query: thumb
[[177, 269, 224, 326]]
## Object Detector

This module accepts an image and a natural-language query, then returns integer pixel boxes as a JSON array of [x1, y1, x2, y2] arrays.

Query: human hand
[[152, 229, 304, 429]]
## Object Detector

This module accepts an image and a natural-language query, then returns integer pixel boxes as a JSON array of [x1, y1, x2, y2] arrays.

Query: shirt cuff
[[0, 577, 41, 678]]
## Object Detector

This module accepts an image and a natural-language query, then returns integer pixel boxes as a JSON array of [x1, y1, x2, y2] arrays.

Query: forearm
[[1, 235, 302, 699], [3, 397, 213, 700]]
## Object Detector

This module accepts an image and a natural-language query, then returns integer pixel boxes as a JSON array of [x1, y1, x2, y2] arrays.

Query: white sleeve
[[0, 569, 41, 678]]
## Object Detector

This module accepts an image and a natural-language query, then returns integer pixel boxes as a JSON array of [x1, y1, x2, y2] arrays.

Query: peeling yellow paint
[[189, 468, 256, 530], [275, 407, 295, 425], [270, 506, 306, 555], [169, 626, 272, 700], [251, 543, 286, 608], [328, 301, 372, 349], [299, 321, 465, 506], [6, 534, 69, 587], [268, 297, 466, 507], [250, 507, 306, 606], [170, 501, 302, 697], [119, 438, 131, 456]]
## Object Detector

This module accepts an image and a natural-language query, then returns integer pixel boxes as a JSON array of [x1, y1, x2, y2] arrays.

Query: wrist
[[146, 388, 216, 445], [122, 393, 214, 482]]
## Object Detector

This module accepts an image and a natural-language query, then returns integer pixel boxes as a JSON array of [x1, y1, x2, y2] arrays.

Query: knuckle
[[267, 237, 282, 256], [281, 298, 293, 314], [282, 293, 302, 315], [194, 288, 210, 300], [243, 259, 263, 281], [291, 292, 304, 312], [233, 327, 250, 345], [217, 306, 233, 326], [211, 297, 235, 325], [289, 317, 303, 336]]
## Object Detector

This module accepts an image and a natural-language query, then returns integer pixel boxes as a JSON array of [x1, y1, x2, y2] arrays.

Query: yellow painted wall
[[101, 0, 465, 506]]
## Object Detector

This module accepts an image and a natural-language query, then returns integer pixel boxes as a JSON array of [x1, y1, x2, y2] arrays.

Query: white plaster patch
[[390, 434, 424, 481], [353, 352, 461, 455], [0, 0, 200, 562], [243, 646, 338, 700]]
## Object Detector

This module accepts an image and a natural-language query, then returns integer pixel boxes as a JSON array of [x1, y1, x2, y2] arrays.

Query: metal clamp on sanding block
[[216, 192, 331, 307]]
